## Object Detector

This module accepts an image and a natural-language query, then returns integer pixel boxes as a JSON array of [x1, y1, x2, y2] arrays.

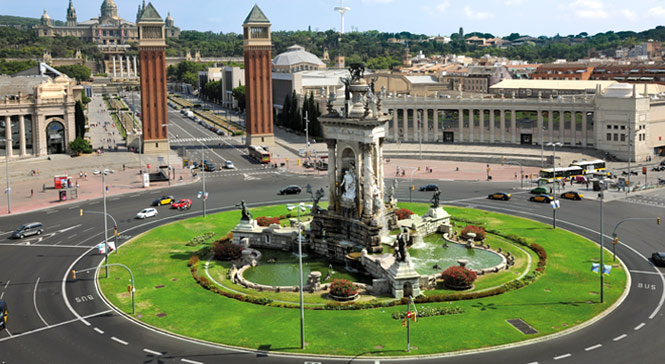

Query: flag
[[591, 263, 600, 273], [603, 264, 612, 275], [107, 240, 116, 252]]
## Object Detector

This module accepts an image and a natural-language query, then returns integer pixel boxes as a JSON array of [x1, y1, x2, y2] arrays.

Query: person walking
[[30, 188, 34, 198]]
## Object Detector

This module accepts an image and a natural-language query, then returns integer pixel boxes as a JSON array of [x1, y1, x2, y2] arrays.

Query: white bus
[[569, 160, 607, 175], [538, 166, 584, 183]]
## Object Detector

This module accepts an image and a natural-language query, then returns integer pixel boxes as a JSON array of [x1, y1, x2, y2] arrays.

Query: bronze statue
[[431, 189, 441, 208], [236, 200, 252, 221], [393, 227, 412, 263]]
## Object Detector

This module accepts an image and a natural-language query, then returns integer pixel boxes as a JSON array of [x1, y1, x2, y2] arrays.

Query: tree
[[68, 136, 92, 155], [55, 64, 91, 82], [74, 101, 86, 138], [231, 85, 245, 112]]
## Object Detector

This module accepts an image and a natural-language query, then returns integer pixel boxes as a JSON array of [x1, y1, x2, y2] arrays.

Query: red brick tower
[[138, 2, 168, 154], [243, 5, 274, 147]]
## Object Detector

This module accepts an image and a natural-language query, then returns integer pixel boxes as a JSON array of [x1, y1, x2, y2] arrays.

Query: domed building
[[33, 1, 180, 74], [272, 45, 326, 73]]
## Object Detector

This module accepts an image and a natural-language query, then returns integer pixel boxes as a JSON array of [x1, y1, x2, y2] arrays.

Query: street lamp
[[200, 146, 207, 218], [626, 124, 632, 195], [3, 137, 11, 214], [598, 178, 606, 303], [304, 111, 310, 159], [286, 202, 312, 350], [161, 123, 170, 185], [547, 142, 562, 229], [100, 169, 110, 278]]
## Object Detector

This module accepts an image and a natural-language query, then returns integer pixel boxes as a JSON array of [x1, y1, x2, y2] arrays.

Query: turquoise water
[[242, 249, 372, 286], [408, 237, 503, 275]]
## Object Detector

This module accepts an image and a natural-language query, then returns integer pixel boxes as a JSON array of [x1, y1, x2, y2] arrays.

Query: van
[[11, 222, 43, 239]]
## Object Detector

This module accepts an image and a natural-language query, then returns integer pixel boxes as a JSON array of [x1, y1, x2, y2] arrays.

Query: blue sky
[[4, 0, 665, 37]]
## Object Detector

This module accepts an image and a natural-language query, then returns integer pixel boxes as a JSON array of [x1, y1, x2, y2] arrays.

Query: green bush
[[69, 136, 93, 154], [212, 240, 242, 261], [441, 265, 477, 288], [392, 306, 464, 320], [330, 278, 358, 297]]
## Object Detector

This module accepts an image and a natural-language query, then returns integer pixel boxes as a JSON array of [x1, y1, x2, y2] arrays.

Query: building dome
[[272, 45, 325, 73], [41, 9, 51, 26], [165, 12, 174, 27], [101, 0, 118, 19]]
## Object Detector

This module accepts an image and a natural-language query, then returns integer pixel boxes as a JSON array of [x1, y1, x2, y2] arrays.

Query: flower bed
[[441, 265, 477, 290]]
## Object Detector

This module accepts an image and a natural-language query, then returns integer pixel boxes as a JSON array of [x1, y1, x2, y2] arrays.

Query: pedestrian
[[84, 171, 87, 178], [456, 167, 459, 171], [122, 164, 125, 171], [514, 172, 518, 179], [30, 188, 34, 198]]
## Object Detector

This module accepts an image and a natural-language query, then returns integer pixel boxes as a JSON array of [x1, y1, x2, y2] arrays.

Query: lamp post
[[547, 142, 562, 229], [201, 146, 207, 218], [304, 111, 310, 159], [598, 179, 606, 303], [3, 137, 10, 214], [610, 216, 661, 261], [161, 123, 170, 185], [627, 124, 632, 195], [101, 170, 109, 278], [286, 202, 312, 350]]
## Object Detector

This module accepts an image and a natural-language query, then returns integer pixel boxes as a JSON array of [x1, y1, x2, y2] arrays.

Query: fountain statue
[[236, 200, 253, 221], [430, 190, 441, 208]]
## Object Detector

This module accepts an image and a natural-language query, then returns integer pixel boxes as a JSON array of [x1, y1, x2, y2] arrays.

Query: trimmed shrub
[[441, 265, 477, 288], [329, 278, 358, 297], [395, 208, 414, 220], [212, 240, 242, 261], [256, 216, 280, 227], [187, 255, 200, 267], [391, 305, 464, 320], [460, 225, 486, 240]]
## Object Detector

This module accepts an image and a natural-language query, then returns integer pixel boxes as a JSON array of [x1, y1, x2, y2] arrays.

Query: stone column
[[537, 110, 543, 147], [559, 110, 565, 144], [510, 110, 517, 144], [18, 115, 26, 156], [489, 109, 495, 143], [570, 110, 577, 147], [479, 109, 485, 143], [469, 109, 474, 142], [458, 108, 464, 142], [377, 139, 384, 198], [392, 109, 398, 141], [422, 109, 428, 142], [500, 109, 505, 143], [120, 56, 124, 78], [327, 140, 337, 212], [362, 143, 373, 219], [582, 111, 588, 147], [402, 108, 407, 142], [433, 109, 439, 142], [112, 56, 117, 77], [4, 115, 12, 158], [548, 110, 554, 143], [134, 56, 138, 77]]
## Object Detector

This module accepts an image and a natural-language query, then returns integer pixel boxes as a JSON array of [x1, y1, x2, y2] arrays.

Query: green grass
[[99, 203, 627, 356]]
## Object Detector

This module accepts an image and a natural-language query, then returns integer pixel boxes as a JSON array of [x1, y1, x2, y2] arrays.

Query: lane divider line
[[584, 344, 602, 351], [613, 334, 627, 341], [181, 359, 204, 364], [553, 353, 571, 360], [0, 310, 111, 342], [94, 327, 104, 334], [143, 348, 163, 356], [634, 322, 646, 330], [111, 336, 128, 345], [33, 277, 50, 327]]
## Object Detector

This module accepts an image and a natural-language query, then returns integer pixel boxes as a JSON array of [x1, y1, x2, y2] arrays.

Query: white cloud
[[504, 0, 525, 5], [463, 6, 494, 20], [620, 9, 637, 21], [564, 0, 609, 19], [649, 6, 665, 17], [435, 0, 451, 13]]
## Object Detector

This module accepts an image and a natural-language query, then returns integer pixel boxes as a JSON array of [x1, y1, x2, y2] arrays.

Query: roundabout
[[97, 202, 628, 356]]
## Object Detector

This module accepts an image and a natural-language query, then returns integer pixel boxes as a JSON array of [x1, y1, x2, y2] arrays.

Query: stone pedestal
[[386, 259, 421, 299]]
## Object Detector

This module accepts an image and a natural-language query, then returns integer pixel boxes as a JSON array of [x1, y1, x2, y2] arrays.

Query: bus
[[538, 166, 583, 183], [248, 145, 271, 164], [569, 159, 608, 175]]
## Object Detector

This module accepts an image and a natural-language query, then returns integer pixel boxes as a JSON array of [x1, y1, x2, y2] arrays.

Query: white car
[[224, 160, 235, 169], [136, 208, 158, 219]]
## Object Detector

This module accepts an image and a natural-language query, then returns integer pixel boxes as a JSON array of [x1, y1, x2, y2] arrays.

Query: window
[[621, 125, 626, 130], [614, 125, 619, 129], [621, 134, 626, 142], [607, 133, 612, 141], [614, 134, 618, 141], [607, 125, 612, 129]]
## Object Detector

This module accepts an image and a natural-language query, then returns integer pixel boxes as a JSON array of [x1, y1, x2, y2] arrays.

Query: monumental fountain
[[230, 64, 502, 299]]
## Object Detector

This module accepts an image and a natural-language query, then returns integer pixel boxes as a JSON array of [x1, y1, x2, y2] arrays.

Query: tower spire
[[334, 0, 350, 34]]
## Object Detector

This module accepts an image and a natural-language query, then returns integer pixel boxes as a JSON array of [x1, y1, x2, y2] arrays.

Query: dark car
[[279, 185, 302, 195], [11, 222, 43, 239], [419, 184, 439, 192], [488, 192, 511, 200], [530, 186, 549, 194], [529, 194, 553, 203], [561, 191, 584, 200], [0, 300, 6, 330], [152, 195, 175, 206], [652, 252, 665, 267]]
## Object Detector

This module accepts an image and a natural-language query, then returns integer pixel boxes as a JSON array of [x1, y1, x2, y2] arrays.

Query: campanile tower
[[243, 5, 274, 147], [138, 2, 168, 154]]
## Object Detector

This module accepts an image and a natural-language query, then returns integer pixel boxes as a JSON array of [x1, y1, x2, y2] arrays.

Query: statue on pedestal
[[236, 200, 252, 221], [430, 190, 441, 208], [340, 168, 356, 202], [393, 227, 412, 263]]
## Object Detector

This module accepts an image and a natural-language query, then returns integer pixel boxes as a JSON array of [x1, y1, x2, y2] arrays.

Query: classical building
[[243, 5, 274, 147], [272, 45, 326, 73], [532, 64, 594, 81], [0, 64, 81, 159], [138, 3, 168, 155], [35, 0, 179, 75]]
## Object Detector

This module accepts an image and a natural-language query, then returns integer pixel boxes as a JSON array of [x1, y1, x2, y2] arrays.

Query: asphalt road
[[1, 115, 665, 363]]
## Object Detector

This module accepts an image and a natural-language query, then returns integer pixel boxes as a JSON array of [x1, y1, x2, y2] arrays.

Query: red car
[[171, 199, 192, 210]]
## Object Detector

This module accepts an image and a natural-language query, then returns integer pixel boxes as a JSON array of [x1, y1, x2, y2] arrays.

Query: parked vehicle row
[[180, 108, 226, 136]]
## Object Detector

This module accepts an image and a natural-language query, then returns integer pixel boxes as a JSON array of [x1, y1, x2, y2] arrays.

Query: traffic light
[[658, 217, 661, 225], [613, 237, 619, 245], [71, 270, 76, 279], [411, 185, 415, 191], [643, 166, 647, 175], [80, 209, 83, 216], [417, 166, 421, 171], [128, 285, 133, 293], [501, 156, 505, 166]]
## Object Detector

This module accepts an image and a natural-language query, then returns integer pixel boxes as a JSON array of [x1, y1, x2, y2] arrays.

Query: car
[[530, 186, 549, 194], [419, 184, 439, 191], [11, 222, 43, 239], [152, 195, 175, 206], [203, 161, 216, 172], [224, 160, 235, 169], [279, 185, 302, 195], [530, 194, 553, 203], [0, 300, 7, 330], [488, 192, 511, 200], [652, 252, 665, 266], [171, 199, 192, 210], [136, 208, 158, 219], [561, 191, 584, 200]]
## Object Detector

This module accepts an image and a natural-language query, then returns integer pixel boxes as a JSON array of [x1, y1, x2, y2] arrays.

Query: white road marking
[[111, 336, 128, 345], [0, 243, 92, 249], [94, 327, 104, 334], [58, 224, 82, 233], [585, 344, 602, 351], [4, 328, 11, 337], [635, 322, 646, 330], [33, 277, 50, 327], [629, 270, 663, 275], [46, 210, 58, 214], [0, 292, 4, 300], [67, 234, 77, 239], [613, 334, 627, 341], [554, 353, 571, 360], [4, 280, 9, 289], [0, 310, 111, 343], [181, 359, 203, 364], [83, 227, 94, 233], [523, 362, 539, 364], [143, 348, 163, 356]]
